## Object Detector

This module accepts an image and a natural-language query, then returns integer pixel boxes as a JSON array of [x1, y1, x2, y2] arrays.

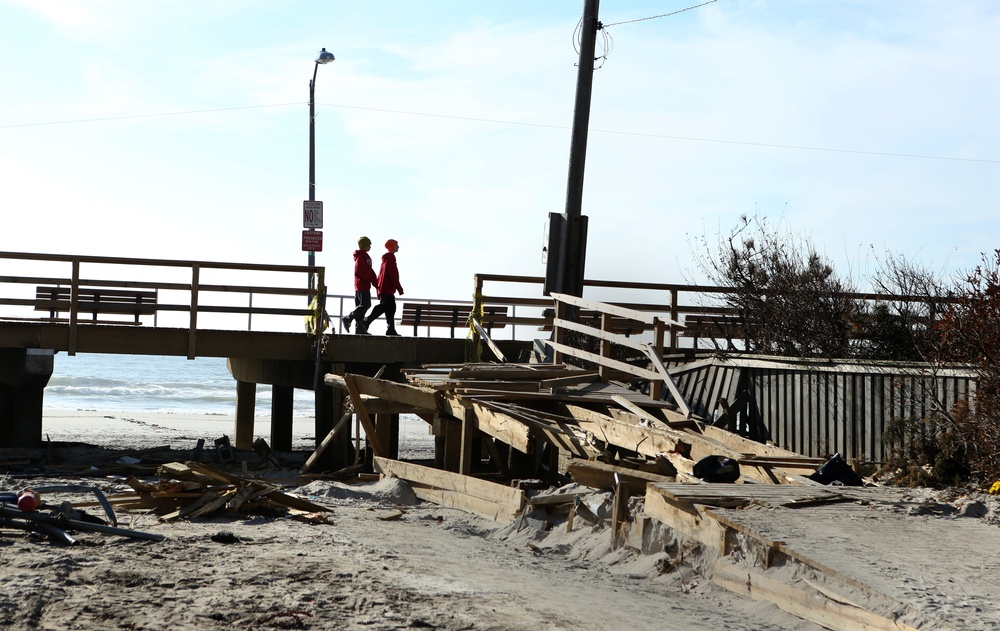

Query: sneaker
[[341, 316, 352, 332], [356, 322, 371, 335], [386, 330, 401, 336]]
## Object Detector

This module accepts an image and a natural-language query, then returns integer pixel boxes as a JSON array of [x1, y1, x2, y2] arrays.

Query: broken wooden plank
[[408, 484, 521, 523], [713, 561, 921, 631], [300, 411, 353, 474], [468, 400, 532, 453], [568, 459, 674, 491], [540, 371, 601, 389], [470, 317, 507, 363], [374, 456, 524, 509], [642, 482, 726, 555]]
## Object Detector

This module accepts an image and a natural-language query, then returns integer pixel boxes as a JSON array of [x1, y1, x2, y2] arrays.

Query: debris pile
[[103, 461, 333, 523]]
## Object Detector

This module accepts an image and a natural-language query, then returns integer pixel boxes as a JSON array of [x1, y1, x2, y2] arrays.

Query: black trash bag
[[692, 455, 741, 483], [808, 453, 863, 486]]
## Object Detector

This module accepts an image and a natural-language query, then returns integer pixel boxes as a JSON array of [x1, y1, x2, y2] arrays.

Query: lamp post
[[307, 47, 335, 293]]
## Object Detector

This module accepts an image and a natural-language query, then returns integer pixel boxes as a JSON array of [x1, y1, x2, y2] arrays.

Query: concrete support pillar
[[0, 349, 54, 449]]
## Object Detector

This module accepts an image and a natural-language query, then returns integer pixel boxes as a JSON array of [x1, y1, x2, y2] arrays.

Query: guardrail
[[0, 251, 324, 356]]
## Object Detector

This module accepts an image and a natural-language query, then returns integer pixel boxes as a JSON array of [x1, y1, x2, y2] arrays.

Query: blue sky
[[1, 1, 997, 303]]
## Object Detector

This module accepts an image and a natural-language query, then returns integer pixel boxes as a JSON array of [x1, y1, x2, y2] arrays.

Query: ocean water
[[45, 353, 315, 417], [42, 352, 435, 457]]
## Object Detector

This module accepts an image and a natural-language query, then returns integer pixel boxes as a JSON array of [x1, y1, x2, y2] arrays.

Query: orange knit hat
[[385, 239, 399, 249]]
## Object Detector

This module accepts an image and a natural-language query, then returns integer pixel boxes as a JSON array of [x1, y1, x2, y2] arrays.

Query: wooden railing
[[0, 251, 324, 357], [470, 273, 736, 349], [469, 273, 948, 349]]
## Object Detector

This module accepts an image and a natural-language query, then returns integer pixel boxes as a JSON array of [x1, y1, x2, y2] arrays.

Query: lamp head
[[316, 48, 335, 64]]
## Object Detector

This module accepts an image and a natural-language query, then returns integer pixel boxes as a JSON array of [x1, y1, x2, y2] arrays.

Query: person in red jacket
[[363, 239, 404, 336], [342, 236, 379, 335]]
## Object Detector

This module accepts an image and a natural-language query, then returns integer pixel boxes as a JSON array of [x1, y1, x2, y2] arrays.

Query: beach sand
[[40, 409, 436, 459], [2, 411, 999, 629]]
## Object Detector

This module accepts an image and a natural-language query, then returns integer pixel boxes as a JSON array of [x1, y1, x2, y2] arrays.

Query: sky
[[1, 0, 997, 307]]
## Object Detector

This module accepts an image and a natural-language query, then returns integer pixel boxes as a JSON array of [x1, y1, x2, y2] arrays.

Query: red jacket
[[376, 252, 403, 296], [353, 249, 378, 291]]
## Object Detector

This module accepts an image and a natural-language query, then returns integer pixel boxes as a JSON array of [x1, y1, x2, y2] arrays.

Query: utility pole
[[545, 0, 600, 299]]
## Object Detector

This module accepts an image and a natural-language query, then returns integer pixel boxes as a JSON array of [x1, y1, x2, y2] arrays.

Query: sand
[[2, 411, 999, 630]]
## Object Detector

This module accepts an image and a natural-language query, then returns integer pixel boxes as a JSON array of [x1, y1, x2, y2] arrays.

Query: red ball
[[17, 491, 38, 512]]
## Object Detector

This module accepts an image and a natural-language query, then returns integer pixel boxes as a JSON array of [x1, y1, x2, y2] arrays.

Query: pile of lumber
[[317, 362, 839, 524], [79, 461, 332, 522]]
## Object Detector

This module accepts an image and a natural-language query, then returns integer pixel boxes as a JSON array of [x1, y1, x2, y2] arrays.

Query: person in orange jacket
[[342, 236, 379, 335], [363, 239, 403, 336]]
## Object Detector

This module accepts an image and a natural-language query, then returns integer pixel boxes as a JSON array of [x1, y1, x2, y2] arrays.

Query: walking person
[[363, 239, 404, 336], [342, 236, 379, 335]]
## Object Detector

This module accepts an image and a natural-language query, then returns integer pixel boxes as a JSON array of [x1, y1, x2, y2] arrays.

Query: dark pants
[[365, 294, 397, 332], [347, 291, 371, 323]]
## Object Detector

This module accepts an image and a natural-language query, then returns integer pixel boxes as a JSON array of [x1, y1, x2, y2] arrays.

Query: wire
[[0, 102, 301, 130], [2, 100, 995, 164], [604, 0, 719, 28]]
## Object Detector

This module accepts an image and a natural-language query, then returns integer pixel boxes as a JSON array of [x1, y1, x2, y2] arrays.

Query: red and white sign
[[303, 200, 324, 229], [302, 229, 323, 252]]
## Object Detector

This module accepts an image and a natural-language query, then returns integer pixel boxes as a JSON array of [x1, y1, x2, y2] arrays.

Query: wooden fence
[[666, 354, 976, 462]]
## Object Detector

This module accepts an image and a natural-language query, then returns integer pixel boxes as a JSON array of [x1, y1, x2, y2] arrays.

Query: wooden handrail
[[0, 251, 324, 355]]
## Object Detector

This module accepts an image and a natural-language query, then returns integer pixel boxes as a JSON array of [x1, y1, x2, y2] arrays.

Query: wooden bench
[[400, 303, 508, 338], [680, 314, 744, 344], [540, 308, 652, 337], [34, 286, 157, 324]]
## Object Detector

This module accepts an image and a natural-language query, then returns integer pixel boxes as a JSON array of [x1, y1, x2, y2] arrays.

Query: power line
[[0, 103, 300, 129], [2, 101, 996, 165], [327, 104, 999, 164], [604, 0, 719, 28]]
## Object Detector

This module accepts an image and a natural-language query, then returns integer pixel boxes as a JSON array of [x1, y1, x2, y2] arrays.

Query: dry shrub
[[932, 250, 1000, 483]]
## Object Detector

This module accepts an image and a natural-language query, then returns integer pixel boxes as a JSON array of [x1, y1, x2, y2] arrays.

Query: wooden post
[[459, 407, 477, 475], [68, 259, 80, 356], [234, 380, 256, 450], [669, 289, 679, 352], [651, 317, 665, 400], [599, 313, 612, 381], [187, 263, 200, 359], [374, 413, 398, 460], [441, 415, 463, 472], [611, 478, 631, 551], [270, 385, 294, 452], [470, 274, 484, 362], [553, 298, 567, 364]]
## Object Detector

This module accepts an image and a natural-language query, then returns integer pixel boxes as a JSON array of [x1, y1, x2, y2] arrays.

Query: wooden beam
[[545, 340, 661, 381], [643, 484, 726, 555], [568, 459, 674, 490], [469, 401, 532, 453], [540, 371, 601, 389], [713, 561, 921, 631], [343, 374, 386, 458], [326, 373, 439, 410], [408, 485, 520, 523], [643, 343, 691, 417], [374, 456, 525, 522], [471, 317, 507, 363], [300, 411, 352, 474], [549, 292, 681, 326]]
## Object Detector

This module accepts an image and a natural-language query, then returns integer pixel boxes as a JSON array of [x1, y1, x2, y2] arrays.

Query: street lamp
[[307, 47, 335, 293]]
